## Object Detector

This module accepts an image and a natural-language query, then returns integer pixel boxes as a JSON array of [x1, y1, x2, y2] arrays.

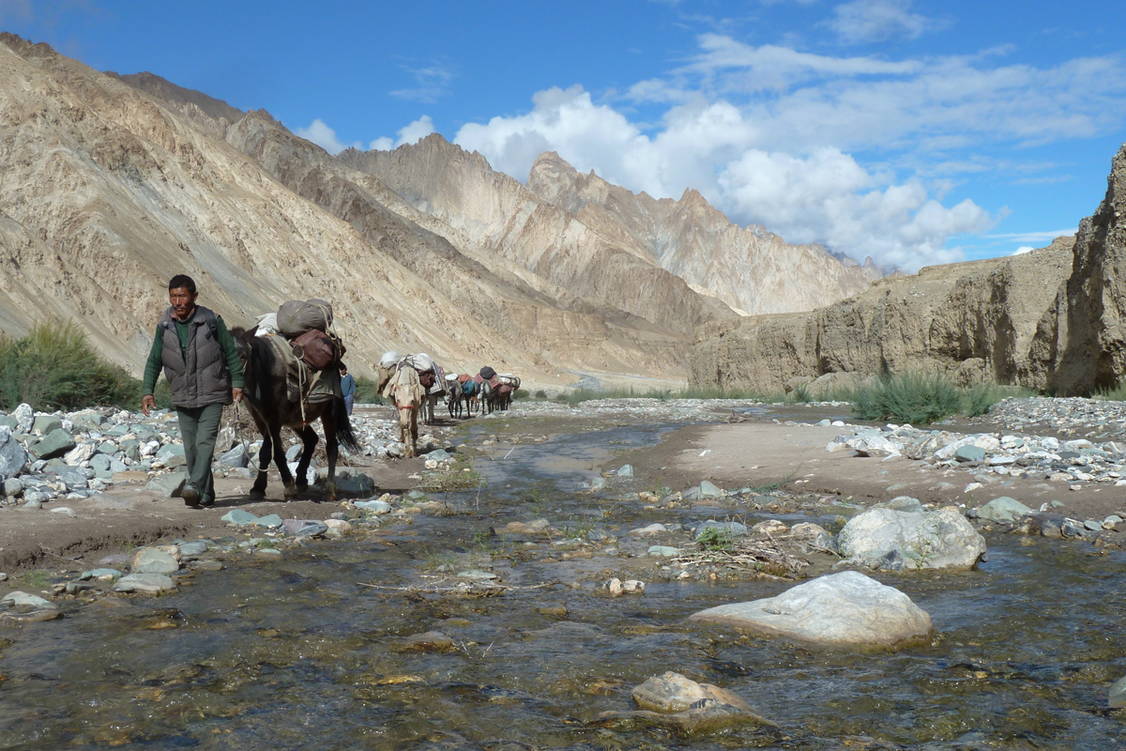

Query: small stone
[[253, 514, 284, 529], [48, 506, 77, 518], [354, 500, 391, 514], [145, 471, 187, 498], [221, 509, 259, 526], [176, 541, 210, 559], [30, 428, 76, 460], [629, 523, 668, 537], [615, 464, 634, 478], [456, 569, 497, 580], [975, 496, 1036, 523], [954, 446, 986, 463], [393, 630, 455, 653], [114, 573, 176, 594], [79, 568, 122, 581], [1083, 519, 1103, 531], [647, 545, 681, 557], [254, 548, 283, 558], [1, 591, 55, 609], [131, 546, 181, 575], [282, 519, 328, 537]]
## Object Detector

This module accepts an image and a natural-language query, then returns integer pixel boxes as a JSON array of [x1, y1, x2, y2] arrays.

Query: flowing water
[[0, 416, 1122, 749]]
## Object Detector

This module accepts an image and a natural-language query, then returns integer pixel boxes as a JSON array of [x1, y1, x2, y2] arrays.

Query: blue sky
[[5, 0, 1126, 270]]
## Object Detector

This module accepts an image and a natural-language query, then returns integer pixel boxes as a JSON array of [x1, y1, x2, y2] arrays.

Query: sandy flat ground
[[620, 421, 1126, 522]]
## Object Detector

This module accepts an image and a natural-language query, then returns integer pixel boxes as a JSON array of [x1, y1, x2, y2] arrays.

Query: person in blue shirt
[[340, 363, 357, 415]]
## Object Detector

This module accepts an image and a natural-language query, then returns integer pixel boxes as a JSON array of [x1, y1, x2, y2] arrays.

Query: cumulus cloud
[[827, 0, 940, 44], [369, 115, 437, 151], [294, 118, 358, 154], [442, 34, 1125, 270], [454, 84, 989, 270]]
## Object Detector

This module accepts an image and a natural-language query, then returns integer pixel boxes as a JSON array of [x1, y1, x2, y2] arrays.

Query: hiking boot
[[181, 485, 202, 507]]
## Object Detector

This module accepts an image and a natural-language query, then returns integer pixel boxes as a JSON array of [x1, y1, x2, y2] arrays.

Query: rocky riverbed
[[0, 396, 1123, 748]]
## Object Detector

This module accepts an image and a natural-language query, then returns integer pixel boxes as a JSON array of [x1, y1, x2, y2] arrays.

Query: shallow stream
[[0, 415, 1122, 749]]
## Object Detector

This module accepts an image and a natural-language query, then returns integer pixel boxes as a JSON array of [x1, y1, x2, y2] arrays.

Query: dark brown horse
[[232, 327, 358, 500]]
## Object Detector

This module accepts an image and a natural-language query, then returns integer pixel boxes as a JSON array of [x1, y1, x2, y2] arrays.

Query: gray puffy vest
[[159, 306, 231, 408]]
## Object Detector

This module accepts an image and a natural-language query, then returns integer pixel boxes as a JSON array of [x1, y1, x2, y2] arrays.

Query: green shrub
[[696, 526, 734, 551], [852, 372, 1020, 424], [0, 322, 141, 411], [853, 372, 961, 424], [1094, 382, 1126, 401]]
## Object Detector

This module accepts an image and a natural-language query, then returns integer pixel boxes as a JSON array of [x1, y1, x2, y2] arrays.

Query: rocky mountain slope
[[340, 142, 878, 323], [526, 151, 880, 315], [690, 217, 1116, 393], [0, 34, 738, 383]]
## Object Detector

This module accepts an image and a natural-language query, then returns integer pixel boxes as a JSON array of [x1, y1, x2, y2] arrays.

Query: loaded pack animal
[[446, 373, 480, 418], [479, 369, 520, 414], [381, 362, 426, 457], [232, 326, 359, 501]]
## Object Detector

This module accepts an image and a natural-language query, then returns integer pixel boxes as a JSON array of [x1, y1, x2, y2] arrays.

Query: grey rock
[[426, 448, 452, 462], [647, 545, 681, 557], [254, 513, 284, 528], [217, 443, 250, 468], [131, 546, 180, 575], [697, 480, 725, 498], [0, 415, 15, 430], [689, 570, 933, 648], [976, 496, 1036, 523], [285, 444, 303, 462], [79, 568, 122, 581], [0, 427, 30, 482], [839, 507, 986, 570], [788, 522, 838, 553], [11, 404, 33, 433], [30, 428, 76, 460], [615, 464, 634, 478], [954, 445, 986, 463], [1084, 518, 1103, 531], [114, 573, 176, 594], [145, 471, 187, 498], [3, 477, 22, 497], [32, 415, 62, 435], [221, 509, 259, 526], [333, 469, 375, 496], [282, 519, 328, 537], [1, 591, 55, 609], [629, 523, 668, 537], [354, 499, 391, 514], [875, 496, 924, 513], [176, 541, 210, 559], [1061, 518, 1089, 538], [695, 520, 748, 539], [1110, 675, 1126, 708]]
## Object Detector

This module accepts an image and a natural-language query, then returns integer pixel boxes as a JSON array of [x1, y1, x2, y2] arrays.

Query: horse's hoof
[[248, 488, 266, 500], [283, 485, 299, 500]]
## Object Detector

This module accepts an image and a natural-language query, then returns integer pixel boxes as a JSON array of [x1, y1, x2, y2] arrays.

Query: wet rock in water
[[502, 519, 552, 535], [114, 573, 177, 594], [604, 578, 645, 596], [323, 518, 352, 537], [629, 523, 668, 537], [1, 591, 55, 609], [787, 522, 837, 553], [145, 471, 187, 498], [695, 520, 748, 539], [282, 519, 328, 537], [456, 569, 497, 580], [354, 499, 391, 515], [974, 496, 1035, 523], [393, 630, 456, 653], [176, 541, 210, 559], [1110, 675, 1126, 708], [647, 545, 681, 557], [689, 570, 932, 648], [537, 604, 568, 617], [221, 509, 259, 526], [131, 546, 181, 575], [29, 428, 75, 460], [599, 671, 775, 734], [838, 507, 986, 570], [1104, 514, 1123, 530], [875, 496, 925, 513], [615, 464, 634, 478], [254, 548, 283, 558], [79, 568, 122, 581]]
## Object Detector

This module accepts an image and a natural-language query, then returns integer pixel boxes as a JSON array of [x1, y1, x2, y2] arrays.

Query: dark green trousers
[[176, 403, 224, 503]]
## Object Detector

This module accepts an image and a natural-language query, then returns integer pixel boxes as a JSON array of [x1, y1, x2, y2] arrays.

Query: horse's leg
[[294, 424, 318, 493], [272, 423, 298, 498], [409, 406, 419, 457], [322, 411, 339, 502], [249, 411, 272, 500]]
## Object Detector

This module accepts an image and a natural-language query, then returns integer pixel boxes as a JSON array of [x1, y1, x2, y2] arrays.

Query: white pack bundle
[[379, 351, 401, 369], [255, 312, 279, 337]]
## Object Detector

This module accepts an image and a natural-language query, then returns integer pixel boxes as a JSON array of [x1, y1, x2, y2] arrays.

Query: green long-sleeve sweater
[[141, 310, 245, 396]]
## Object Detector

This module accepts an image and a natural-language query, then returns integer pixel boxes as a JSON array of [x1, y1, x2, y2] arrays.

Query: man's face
[[169, 287, 198, 319]]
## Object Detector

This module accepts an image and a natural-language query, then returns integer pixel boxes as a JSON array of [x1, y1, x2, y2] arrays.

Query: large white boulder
[[689, 570, 932, 648], [838, 507, 986, 570]]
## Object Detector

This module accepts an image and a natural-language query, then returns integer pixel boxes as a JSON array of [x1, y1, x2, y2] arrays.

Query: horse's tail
[[333, 396, 360, 452]]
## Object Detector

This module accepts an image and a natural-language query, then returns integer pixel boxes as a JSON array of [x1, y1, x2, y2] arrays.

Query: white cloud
[[438, 34, 1126, 270], [369, 115, 437, 151], [828, 0, 940, 44], [1011, 246, 1034, 255], [987, 228, 1077, 243], [294, 118, 358, 155], [454, 85, 991, 270]]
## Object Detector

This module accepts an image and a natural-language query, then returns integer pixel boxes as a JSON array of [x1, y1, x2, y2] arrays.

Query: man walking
[[340, 363, 356, 415], [141, 274, 244, 508]]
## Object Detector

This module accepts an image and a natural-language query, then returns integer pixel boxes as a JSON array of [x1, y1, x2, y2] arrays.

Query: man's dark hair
[[168, 274, 197, 293]]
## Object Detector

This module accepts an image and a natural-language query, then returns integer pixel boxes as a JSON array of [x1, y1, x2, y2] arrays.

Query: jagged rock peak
[[105, 70, 243, 123]]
